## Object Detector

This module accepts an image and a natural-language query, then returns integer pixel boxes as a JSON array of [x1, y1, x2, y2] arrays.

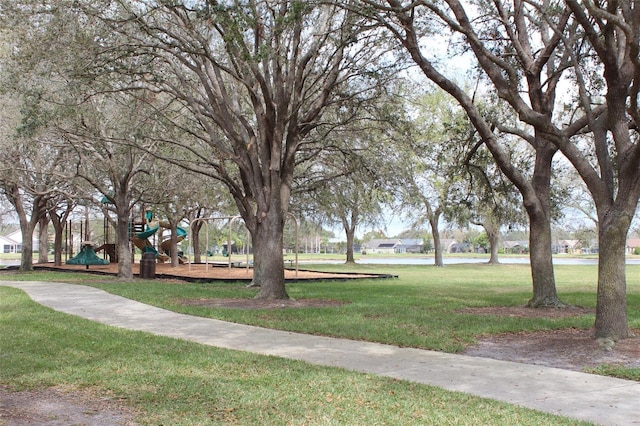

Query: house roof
[[364, 239, 402, 249], [557, 239, 580, 248], [627, 239, 640, 248], [503, 240, 529, 249], [4, 229, 22, 244], [397, 239, 423, 247], [0, 236, 18, 245], [365, 238, 424, 249]]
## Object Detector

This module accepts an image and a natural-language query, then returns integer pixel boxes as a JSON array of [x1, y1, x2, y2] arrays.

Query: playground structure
[[66, 243, 110, 269], [62, 204, 304, 274], [94, 243, 118, 262], [65, 205, 113, 268], [48, 209, 381, 285], [65, 204, 188, 267], [47, 206, 386, 284], [130, 211, 188, 263]]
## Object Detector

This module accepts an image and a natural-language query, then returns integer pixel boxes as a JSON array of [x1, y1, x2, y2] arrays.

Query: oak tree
[[84, 1, 392, 298]]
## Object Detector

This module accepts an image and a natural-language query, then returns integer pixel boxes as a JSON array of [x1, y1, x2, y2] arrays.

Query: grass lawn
[[1, 285, 588, 425], [2, 262, 638, 424], [13, 263, 639, 352]]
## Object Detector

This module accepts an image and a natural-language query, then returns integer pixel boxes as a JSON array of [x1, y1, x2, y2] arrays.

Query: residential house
[[363, 238, 424, 254], [553, 239, 580, 254], [0, 230, 23, 253], [363, 239, 402, 254], [396, 238, 424, 254], [502, 240, 529, 254], [627, 238, 640, 254], [438, 239, 458, 253], [450, 242, 472, 253]]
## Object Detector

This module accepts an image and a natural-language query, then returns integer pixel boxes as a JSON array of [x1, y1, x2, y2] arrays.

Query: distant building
[[362, 239, 400, 254], [363, 238, 424, 254], [0, 230, 23, 253], [449, 242, 471, 253], [553, 239, 580, 254], [438, 239, 458, 253], [502, 240, 529, 254], [627, 239, 640, 254], [396, 239, 424, 253]]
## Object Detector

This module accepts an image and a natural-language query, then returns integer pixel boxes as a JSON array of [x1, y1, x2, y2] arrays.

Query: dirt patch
[[458, 305, 595, 319], [0, 386, 137, 425], [461, 306, 640, 371], [179, 297, 348, 309]]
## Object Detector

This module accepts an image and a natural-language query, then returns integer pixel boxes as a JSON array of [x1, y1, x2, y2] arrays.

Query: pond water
[[10, 256, 640, 267], [310, 257, 640, 266]]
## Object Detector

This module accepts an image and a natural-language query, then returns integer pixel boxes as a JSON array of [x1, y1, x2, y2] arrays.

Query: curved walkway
[[3, 281, 640, 425]]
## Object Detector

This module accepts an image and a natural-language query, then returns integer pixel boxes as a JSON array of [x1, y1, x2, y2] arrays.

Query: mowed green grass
[[17, 263, 638, 352], [0, 285, 587, 425], [1, 263, 638, 423], [5, 263, 640, 345]]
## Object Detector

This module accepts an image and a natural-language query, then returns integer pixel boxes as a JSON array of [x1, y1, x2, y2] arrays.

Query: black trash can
[[140, 252, 156, 279]]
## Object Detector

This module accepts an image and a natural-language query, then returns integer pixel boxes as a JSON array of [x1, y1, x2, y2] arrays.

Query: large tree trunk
[[192, 220, 203, 263], [53, 226, 64, 266], [251, 209, 288, 300], [116, 210, 133, 279], [594, 209, 631, 339], [527, 211, 562, 306], [526, 143, 564, 307], [168, 222, 179, 267], [9, 187, 40, 272], [344, 215, 356, 264], [19, 224, 35, 272], [345, 227, 356, 264], [430, 213, 443, 267], [49, 213, 66, 266], [487, 226, 500, 265], [38, 215, 49, 264], [52, 223, 64, 266]]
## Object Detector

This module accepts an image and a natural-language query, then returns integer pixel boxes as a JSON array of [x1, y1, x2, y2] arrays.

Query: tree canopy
[[1, 0, 639, 339]]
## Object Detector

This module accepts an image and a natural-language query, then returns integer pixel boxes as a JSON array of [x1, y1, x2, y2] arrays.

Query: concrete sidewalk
[[3, 281, 639, 425]]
